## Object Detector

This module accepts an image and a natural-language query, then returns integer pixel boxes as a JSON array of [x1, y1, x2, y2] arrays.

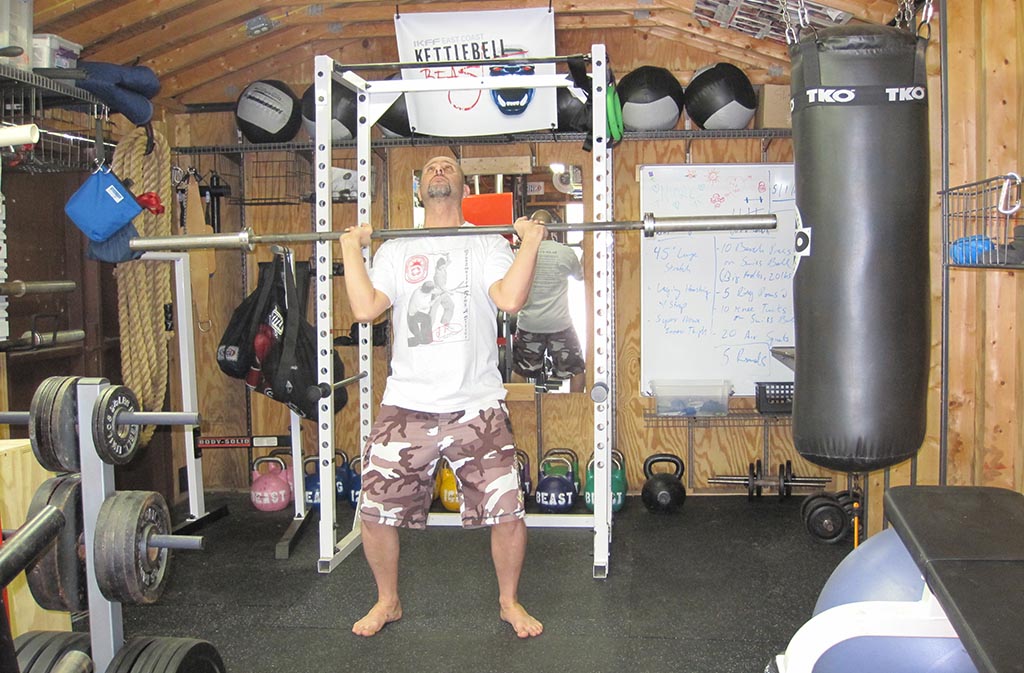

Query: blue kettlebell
[[303, 456, 321, 509], [348, 456, 362, 509], [335, 450, 350, 501], [534, 456, 576, 514]]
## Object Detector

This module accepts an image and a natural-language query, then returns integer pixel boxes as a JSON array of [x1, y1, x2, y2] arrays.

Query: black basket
[[755, 382, 794, 414]]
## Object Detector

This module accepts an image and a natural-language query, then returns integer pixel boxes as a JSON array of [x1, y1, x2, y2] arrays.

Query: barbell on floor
[[0, 376, 201, 471], [127, 213, 778, 252]]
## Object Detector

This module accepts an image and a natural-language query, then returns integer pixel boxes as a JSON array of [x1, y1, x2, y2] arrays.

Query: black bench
[[884, 486, 1024, 673]]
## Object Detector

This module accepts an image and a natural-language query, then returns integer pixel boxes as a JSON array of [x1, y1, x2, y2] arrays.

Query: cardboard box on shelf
[[756, 84, 792, 129]]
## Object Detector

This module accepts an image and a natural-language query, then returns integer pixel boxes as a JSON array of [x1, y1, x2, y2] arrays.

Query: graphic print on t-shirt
[[404, 249, 470, 347]]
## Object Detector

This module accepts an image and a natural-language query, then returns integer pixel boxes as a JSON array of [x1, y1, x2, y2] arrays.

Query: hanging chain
[[777, 0, 798, 44]]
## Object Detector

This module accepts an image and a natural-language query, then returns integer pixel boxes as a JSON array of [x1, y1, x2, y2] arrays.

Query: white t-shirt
[[370, 224, 514, 413], [515, 239, 583, 333]]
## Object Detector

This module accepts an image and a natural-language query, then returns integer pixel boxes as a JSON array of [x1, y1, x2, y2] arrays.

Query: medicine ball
[[236, 80, 302, 144], [300, 82, 357, 142], [684, 63, 757, 130], [617, 66, 685, 131], [556, 82, 591, 132], [377, 73, 412, 138], [806, 529, 977, 673]]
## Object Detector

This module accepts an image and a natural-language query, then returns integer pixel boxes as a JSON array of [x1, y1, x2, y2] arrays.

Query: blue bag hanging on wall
[[65, 165, 143, 242]]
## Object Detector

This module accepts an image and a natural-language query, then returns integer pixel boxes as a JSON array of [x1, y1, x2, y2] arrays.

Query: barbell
[[0, 377, 200, 471], [708, 459, 832, 501], [127, 213, 777, 253]]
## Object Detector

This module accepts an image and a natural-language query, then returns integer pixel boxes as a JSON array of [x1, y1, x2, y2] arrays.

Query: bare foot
[[352, 601, 402, 637], [500, 602, 543, 638]]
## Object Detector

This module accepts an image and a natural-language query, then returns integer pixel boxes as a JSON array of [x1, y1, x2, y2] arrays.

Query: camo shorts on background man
[[358, 402, 525, 529], [512, 325, 585, 380]]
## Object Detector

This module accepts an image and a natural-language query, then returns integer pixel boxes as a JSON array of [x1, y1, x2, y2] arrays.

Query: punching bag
[[790, 25, 930, 472]]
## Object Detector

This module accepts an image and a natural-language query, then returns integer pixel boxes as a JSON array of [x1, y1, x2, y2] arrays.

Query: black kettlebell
[[641, 453, 686, 514]]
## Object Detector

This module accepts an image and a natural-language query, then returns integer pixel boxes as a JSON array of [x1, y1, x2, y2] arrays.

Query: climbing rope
[[111, 126, 173, 447]]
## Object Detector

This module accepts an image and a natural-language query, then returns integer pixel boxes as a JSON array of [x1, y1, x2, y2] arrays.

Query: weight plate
[[14, 630, 49, 656], [784, 461, 793, 498], [94, 490, 171, 605], [747, 462, 756, 501], [129, 636, 180, 673], [25, 475, 87, 612], [754, 459, 763, 497], [777, 463, 786, 501], [92, 385, 141, 465], [29, 377, 63, 472], [22, 632, 89, 673], [805, 500, 850, 544], [108, 637, 160, 673], [47, 376, 82, 473], [160, 638, 226, 672], [800, 491, 830, 521], [16, 631, 87, 673]]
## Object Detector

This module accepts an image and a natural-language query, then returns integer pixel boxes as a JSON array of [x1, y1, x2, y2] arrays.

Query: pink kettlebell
[[268, 448, 295, 503], [251, 456, 290, 512]]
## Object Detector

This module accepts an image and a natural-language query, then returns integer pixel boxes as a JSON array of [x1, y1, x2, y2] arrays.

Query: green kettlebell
[[544, 448, 580, 494], [584, 451, 626, 513]]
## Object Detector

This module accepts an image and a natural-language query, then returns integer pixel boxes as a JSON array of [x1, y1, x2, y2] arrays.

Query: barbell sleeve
[[0, 505, 65, 589], [313, 370, 369, 400], [148, 533, 205, 551], [128, 214, 778, 252], [0, 411, 30, 425], [0, 280, 77, 297], [117, 411, 201, 427]]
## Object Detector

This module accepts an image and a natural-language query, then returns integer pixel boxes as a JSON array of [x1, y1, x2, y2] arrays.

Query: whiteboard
[[640, 163, 796, 396]]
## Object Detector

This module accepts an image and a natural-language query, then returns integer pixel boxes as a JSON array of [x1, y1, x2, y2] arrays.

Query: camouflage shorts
[[512, 325, 585, 379], [358, 402, 525, 529]]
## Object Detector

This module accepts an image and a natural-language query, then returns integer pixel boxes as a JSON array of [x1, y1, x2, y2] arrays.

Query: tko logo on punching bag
[[885, 86, 926, 102], [805, 88, 856, 104]]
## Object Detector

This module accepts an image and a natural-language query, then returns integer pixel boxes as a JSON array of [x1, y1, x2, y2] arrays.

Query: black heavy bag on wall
[[790, 25, 930, 472]]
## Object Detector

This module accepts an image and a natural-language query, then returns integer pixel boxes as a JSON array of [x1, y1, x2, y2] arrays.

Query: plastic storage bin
[[651, 380, 730, 416], [32, 33, 81, 69]]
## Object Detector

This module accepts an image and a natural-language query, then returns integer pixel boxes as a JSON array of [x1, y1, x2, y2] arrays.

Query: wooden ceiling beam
[[645, 24, 790, 76], [159, 23, 332, 102], [650, 9, 791, 71], [816, 0, 899, 24], [34, 0, 130, 33], [84, 0, 280, 66], [173, 36, 340, 106], [56, 0, 200, 48]]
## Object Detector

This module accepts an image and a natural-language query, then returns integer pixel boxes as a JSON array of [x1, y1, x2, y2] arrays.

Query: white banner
[[394, 7, 557, 137]]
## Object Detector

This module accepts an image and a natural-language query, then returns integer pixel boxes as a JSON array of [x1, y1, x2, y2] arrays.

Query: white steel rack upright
[[312, 45, 615, 577]]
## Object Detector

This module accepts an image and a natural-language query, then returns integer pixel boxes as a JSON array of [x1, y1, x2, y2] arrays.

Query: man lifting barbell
[[339, 155, 546, 639]]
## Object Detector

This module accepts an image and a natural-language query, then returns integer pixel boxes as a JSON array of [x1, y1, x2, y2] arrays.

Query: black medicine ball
[[377, 73, 412, 138], [556, 83, 591, 132], [617, 66, 686, 131], [300, 83, 358, 142], [236, 80, 302, 144], [684, 63, 757, 130]]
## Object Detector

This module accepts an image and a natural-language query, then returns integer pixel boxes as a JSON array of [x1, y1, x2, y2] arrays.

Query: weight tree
[[314, 45, 618, 577]]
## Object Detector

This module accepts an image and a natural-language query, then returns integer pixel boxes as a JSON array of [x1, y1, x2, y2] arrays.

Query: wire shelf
[[643, 410, 792, 429], [942, 173, 1024, 268]]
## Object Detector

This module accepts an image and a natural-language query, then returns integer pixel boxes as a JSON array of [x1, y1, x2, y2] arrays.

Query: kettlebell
[[535, 456, 576, 514], [251, 456, 290, 512], [515, 449, 532, 497], [584, 451, 627, 513], [543, 448, 580, 494], [335, 450, 350, 501], [268, 448, 295, 503], [641, 453, 686, 514], [303, 456, 322, 509], [348, 456, 362, 509], [438, 459, 460, 512]]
